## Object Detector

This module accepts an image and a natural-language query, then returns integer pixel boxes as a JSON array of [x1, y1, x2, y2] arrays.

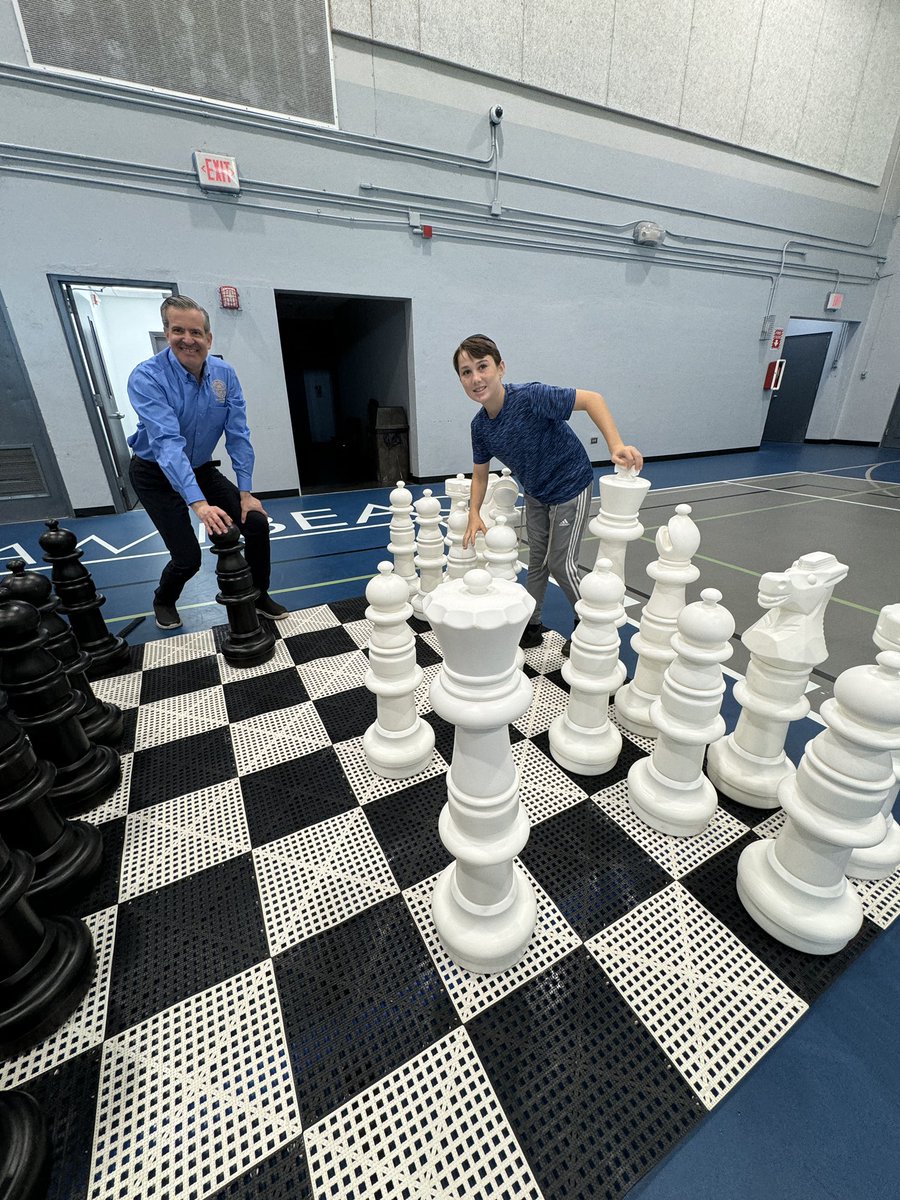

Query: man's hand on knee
[[239, 491, 268, 524], [191, 500, 233, 536]]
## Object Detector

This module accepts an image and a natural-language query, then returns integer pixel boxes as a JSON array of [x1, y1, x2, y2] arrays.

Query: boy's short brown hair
[[452, 334, 502, 375]]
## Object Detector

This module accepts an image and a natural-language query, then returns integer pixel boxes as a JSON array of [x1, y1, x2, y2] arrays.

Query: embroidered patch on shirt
[[213, 379, 227, 403]]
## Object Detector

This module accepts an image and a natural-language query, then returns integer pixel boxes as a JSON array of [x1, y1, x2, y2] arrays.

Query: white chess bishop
[[362, 562, 434, 778], [588, 464, 651, 583], [615, 503, 700, 739], [423, 568, 537, 974], [707, 552, 848, 809]]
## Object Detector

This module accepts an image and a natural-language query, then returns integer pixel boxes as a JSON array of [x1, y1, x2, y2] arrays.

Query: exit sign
[[192, 152, 240, 193]]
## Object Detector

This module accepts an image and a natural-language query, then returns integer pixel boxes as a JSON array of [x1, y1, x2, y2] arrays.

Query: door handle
[[109, 412, 126, 419]]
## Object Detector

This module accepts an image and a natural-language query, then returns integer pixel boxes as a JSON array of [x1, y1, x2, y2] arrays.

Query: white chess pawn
[[483, 515, 521, 581], [588, 464, 651, 582], [707, 552, 848, 809], [412, 489, 446, 617], [363, 562, 435, 777], [847, 605, 900, 880], [549, 558, 626, 775], [615, 504, 701, 739], [424, 568, 537, 974], [737, 650, 900, 954], [387, 480, 418, 601], [445, 497, 476, 581], [628, 589, 735, 837]]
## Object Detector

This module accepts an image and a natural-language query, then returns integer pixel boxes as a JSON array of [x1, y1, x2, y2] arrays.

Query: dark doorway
[[881, 382, 900, 449], [274, 292, 412, 493], [762, 331, 832, 443]]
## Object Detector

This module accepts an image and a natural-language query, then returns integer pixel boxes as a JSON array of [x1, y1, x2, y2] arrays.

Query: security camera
[[489, 105, 504, 125]]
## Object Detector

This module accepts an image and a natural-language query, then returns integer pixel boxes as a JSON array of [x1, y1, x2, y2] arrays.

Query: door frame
[[48, 274, 177, 513]]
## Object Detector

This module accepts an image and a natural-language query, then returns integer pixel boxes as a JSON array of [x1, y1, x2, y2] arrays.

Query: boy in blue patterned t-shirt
[[453, 334, 643, 650]]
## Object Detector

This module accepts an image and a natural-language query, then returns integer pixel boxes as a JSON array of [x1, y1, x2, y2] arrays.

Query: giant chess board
[[3, 596, 899, 1200]]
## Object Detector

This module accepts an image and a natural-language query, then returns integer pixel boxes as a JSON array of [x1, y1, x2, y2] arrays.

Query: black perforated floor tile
[[22, 1046, 103, 1200], [521, 799, 672, 939], [70, 817, 126, 919], [328, 596, 369, 623], [138, 654, 221, 703], [128, 726, 237, 812], [312, 686, 376, 743], [364, 776, 452, 891], [240, 747, 359, 846], [116, 706, 139, 754], [283, 625, 358, 665], [681, 834, 881, 1003], [530, 728, 646, 791], [223, 667, 310, 723], [468, 947, 705, 1200], [208, 1140, 311, 1200], [105, 854, 267, 1036], [715, 789, 785, 829], [422, 710, 455, 763], [275, 895, 459, 1126], [415, 637, 442, 667]]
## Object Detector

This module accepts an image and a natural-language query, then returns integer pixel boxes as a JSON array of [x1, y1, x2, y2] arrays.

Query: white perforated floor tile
[[404, 863, 580, 1023], [134, 685, 229, 751], [277, 604, 341, 637], [418, 629, 442, 656], [88, 960, 301, 1200], [230, 701, 331, 775], [142, 629, 217, 669], [296, 649, 370, 699], [521, 629, 567, 674], [512, 674, 567, 738], [0, 905, 117, 1089], [586, 882, 808, 1109], [119, 778, 251, 901], [342, 617, 374, 648], [304, 1025, 544, 1200], [512, 739, 589, 825], [593, 780, 749, 877], [216, 637, 294, 683], [253, 808, 399, 954], [90, 671, 143, 710], [753, 809, 788, 840], [84, 752, 132, 826], [413, 663, 442, 716], [333, 735, 448, 805], [609, 706, 657, 754], [851, 869, 900, 929]]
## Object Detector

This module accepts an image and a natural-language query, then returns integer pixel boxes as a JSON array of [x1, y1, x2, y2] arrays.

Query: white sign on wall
[[192, 152, 240, 193]]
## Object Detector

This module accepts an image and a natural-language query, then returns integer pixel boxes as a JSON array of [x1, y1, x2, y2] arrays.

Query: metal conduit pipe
[[0, 60, 896, 253]]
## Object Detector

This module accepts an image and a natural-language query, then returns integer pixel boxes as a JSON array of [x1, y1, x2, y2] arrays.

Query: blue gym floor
[[3, 440, 900, 1199]]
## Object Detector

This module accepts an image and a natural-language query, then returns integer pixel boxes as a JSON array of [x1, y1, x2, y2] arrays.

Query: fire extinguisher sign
[[772, 328, 784, 349]]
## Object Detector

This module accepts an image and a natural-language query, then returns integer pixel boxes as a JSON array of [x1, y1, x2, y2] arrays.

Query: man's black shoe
[[256, 593, 289, 620], [561, 638, 571, 658], [519, 622, 546, 649], [154, 602, 182, 630]]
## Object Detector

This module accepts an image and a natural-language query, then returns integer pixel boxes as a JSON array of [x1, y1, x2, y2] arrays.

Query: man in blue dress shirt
[[127, 295, 288, 630]]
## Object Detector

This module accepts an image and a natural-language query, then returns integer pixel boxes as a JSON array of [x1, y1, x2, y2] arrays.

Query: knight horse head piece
[[745, 551, 849, 666]]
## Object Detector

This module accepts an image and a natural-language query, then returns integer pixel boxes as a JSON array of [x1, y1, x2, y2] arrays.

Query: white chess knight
[[628, 589, 734, 837], [588, 464, 651, 583], [706, 552, 848, 809], [387, 480, 418, 601], [411, 488, 446, 617], [614, 503, 701, 739], [847, 604, 900, 880], [423, 568, 537, 974], [363, 562, 435, 778], [549, 558, 626, 775], [737, 649, 900, 955]]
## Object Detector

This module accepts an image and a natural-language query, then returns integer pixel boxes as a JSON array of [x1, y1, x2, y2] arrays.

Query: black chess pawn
[[209, 526, 276, 668], [0, 1090, 51, 1200], [0, 592, 121, 817], [0, 831, 96, 1056], [4, 559, 124, 746], [38, 521, 130, 679], [0, 705, 103, 914]]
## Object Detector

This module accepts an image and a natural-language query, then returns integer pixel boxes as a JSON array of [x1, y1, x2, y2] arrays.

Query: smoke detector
[[632, 220, 665, 246]]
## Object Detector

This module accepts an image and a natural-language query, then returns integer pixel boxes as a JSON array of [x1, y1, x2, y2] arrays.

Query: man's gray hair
[[161, 294, 210, 334]]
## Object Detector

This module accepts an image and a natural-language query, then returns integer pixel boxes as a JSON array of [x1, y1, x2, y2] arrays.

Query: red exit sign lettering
[[192, 152, 240, 193]]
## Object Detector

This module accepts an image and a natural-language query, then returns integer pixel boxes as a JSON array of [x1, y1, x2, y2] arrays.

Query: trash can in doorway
[[375, 407, 409, 484]]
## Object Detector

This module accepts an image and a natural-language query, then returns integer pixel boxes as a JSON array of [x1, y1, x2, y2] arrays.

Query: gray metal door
[[762, 332, 832, 443], [881, 383, 900, 449], [0, 292, 71, 522]]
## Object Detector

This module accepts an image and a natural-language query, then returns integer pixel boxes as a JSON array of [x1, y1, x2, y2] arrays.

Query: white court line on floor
[[717, 477, 900, 514]]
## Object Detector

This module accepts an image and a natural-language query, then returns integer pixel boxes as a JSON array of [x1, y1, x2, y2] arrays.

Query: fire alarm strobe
[[825, 292, 844, 311], [219, 286, 240, 310]]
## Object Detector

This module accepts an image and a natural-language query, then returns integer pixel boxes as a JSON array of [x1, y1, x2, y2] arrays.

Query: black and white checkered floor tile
[[4, 596, 899, 1200]]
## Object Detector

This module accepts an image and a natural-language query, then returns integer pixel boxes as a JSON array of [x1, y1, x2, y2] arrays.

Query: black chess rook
[[0, 592, 121, 817], [0, 831, 96, 1057], [0, 1090, 51, 1200], [209, 526, 276, 668], [38, 520, 130, 679], [4, 558, 124, 746]]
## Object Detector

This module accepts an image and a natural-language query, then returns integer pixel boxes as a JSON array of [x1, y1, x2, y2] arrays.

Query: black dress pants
[[129, 457, 271, 606]]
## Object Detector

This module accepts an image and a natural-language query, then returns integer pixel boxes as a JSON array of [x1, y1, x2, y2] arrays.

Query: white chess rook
[[549, 558, 626, 775], [411, 489, 446, 617], [445, 497, 476, 581], [483, 515, 521, 582], [363, 562, 435, 778], [588, 464, 651, 583], [615, 504, 700, 739], [707, 552, 848, 810], [847, 604, 900, 880], [628, 589, 735, 837], [737, 650, 900, 955], [424, 568, 537, 974], [387, 480, 418, 601]]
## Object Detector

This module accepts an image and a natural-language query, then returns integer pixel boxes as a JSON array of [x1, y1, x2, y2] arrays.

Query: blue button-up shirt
[[127, 348, 255, 505]]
